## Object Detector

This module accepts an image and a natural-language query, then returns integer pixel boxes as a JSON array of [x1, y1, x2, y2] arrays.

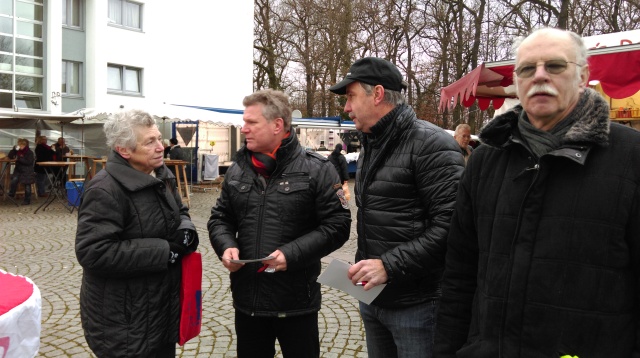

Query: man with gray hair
[[435, 28, 640, 357], [453, 123, 473, 165], [75, 109, 198, 357], [330, 57, 464, 357], [208, 89, 351, 357]]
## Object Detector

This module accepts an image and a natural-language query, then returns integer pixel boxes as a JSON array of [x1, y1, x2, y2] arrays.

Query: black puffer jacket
[[208, 133, 351, 317], [75, 151, 196, 357], [435, 89, 640, 358], [328, 151, 349, 183], [355, 104, 464, 308]]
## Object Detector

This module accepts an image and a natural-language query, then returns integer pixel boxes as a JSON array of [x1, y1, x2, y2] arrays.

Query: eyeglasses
[[514, 59, 584, 78]]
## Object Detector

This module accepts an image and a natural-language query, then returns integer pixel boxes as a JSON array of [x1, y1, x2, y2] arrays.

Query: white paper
[[225, 256, 274, 264], [316, 259, 386, 305]]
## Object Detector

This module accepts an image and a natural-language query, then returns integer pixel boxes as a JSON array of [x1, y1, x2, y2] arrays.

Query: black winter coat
[[435, 91, 640, 358], [355, 104, 464, 308], [8, 147, 35, 184], [34, 143, 54, 174], [169, 145, 186, 161], [208, 133, 351, 317], [75, 151, 196, 357], [328, 152, 349, 183]]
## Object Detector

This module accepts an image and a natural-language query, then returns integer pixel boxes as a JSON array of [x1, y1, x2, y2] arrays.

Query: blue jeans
[[359, 300, 438, 358]]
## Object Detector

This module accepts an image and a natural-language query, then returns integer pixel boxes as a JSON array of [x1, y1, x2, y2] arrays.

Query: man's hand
[[347, 259, 388, 290], [263, 249, 287, 272], [220, 247, 244, 272]]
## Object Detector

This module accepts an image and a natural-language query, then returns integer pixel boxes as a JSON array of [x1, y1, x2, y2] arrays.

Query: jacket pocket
[[275, 176, 311, 221], [228, 180, 253, 219]]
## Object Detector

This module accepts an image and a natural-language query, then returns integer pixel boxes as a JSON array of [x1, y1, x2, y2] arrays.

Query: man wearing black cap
[[330, 57, 464, 357]]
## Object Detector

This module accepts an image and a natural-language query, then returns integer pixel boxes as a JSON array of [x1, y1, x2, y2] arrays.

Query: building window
[[107, 64, 141, 95], [62, 60, 81, 95], [0, 0, 44, 110], [62, 0, 83, 28], [107, 0, 141, 30]]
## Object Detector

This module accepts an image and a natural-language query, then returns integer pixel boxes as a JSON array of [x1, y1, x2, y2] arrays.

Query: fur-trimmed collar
[[480, 88, 610, 148]]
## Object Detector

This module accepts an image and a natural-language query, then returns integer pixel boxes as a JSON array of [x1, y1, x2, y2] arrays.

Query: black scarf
[[517, 88, 604, 158]]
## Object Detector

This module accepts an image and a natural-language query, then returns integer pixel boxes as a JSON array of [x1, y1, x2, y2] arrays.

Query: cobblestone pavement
[[0, 180, 366, 357]]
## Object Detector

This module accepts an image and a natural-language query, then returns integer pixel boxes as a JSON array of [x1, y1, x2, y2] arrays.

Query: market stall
[[439, 30, 640, 130]]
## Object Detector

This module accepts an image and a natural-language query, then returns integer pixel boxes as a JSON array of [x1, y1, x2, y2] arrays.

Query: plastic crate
[[66, 181, 84, 207]]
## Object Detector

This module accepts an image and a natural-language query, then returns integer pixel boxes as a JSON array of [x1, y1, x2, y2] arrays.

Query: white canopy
[[0, 109, 83, 129], [71, 102, 244, 128]]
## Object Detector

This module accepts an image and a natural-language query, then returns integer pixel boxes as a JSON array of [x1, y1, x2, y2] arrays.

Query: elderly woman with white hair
[[74, 109, 198, 357]]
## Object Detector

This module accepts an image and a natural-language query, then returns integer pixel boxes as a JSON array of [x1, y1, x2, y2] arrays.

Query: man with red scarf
[[7, 138, 35, 205], [208, 89, 351, 358]]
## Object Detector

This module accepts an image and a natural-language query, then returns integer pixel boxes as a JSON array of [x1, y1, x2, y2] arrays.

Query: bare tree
[[255, 0, 640, 135]]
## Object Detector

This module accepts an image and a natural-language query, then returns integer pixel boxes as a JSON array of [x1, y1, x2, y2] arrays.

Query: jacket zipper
[[498, 155, 540, 356], [251, 175, 268, 316]]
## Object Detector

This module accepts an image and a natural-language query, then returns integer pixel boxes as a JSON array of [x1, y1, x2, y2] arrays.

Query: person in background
[[52, 137, 72, 184], [328, 143, 350, 200], [34, 135, 54, 197], [434, 28, 640, 358], [328, 143, 349, 183], [329, 57, 464, 358], [163, 139, 171, 158], [168, 138, 186, 161], [75, 109, 198, 357], [208, 89, 351, 358], [453, 123, 473, 165], [7, 138, 35, 205], [52, 136, 73, 160]]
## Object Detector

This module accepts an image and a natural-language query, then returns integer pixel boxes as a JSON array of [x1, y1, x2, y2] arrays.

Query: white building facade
[[0, 0, 253, 117]]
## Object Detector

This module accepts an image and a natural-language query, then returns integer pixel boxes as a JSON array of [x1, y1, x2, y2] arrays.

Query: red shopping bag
[[179, 252, 202, 346]]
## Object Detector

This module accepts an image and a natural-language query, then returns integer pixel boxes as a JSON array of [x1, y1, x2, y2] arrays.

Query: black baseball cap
[[329, 57, 408, 95]]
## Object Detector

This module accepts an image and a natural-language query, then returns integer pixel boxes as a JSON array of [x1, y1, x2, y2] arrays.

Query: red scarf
[[250, 132, 291, 178]]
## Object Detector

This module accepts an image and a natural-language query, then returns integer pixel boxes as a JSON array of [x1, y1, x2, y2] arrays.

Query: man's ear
[[578, 65, 590, 91], [273, 117, 284, 134], [115, 146, 131, 159], [373, 85, 385, 105]]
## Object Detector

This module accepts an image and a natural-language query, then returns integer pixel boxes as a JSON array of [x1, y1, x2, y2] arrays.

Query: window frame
[[107, 63, 142, 96], [107, 0, 142, 31], [62, 0, 83, 29], [0, 0, 44, 110], [61, 60, 82, 97]]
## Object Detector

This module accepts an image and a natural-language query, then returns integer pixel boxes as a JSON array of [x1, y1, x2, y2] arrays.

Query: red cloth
[[0, 272, 34, 315], [439, 46, 640, 111], [589, 50, 640, 99]]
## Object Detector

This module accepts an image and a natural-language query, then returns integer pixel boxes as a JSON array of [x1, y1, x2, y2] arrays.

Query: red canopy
[[439, 43, 640, 112]]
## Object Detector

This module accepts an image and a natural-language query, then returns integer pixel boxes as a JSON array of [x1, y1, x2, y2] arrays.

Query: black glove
[[168, 229, 198, 264]]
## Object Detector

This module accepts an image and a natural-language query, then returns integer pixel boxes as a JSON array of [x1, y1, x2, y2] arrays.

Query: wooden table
[[33, 162, 77, 214], [164, 159, 190, 208], [0, 158, 18, 206], [64, 155, 98, 179]]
